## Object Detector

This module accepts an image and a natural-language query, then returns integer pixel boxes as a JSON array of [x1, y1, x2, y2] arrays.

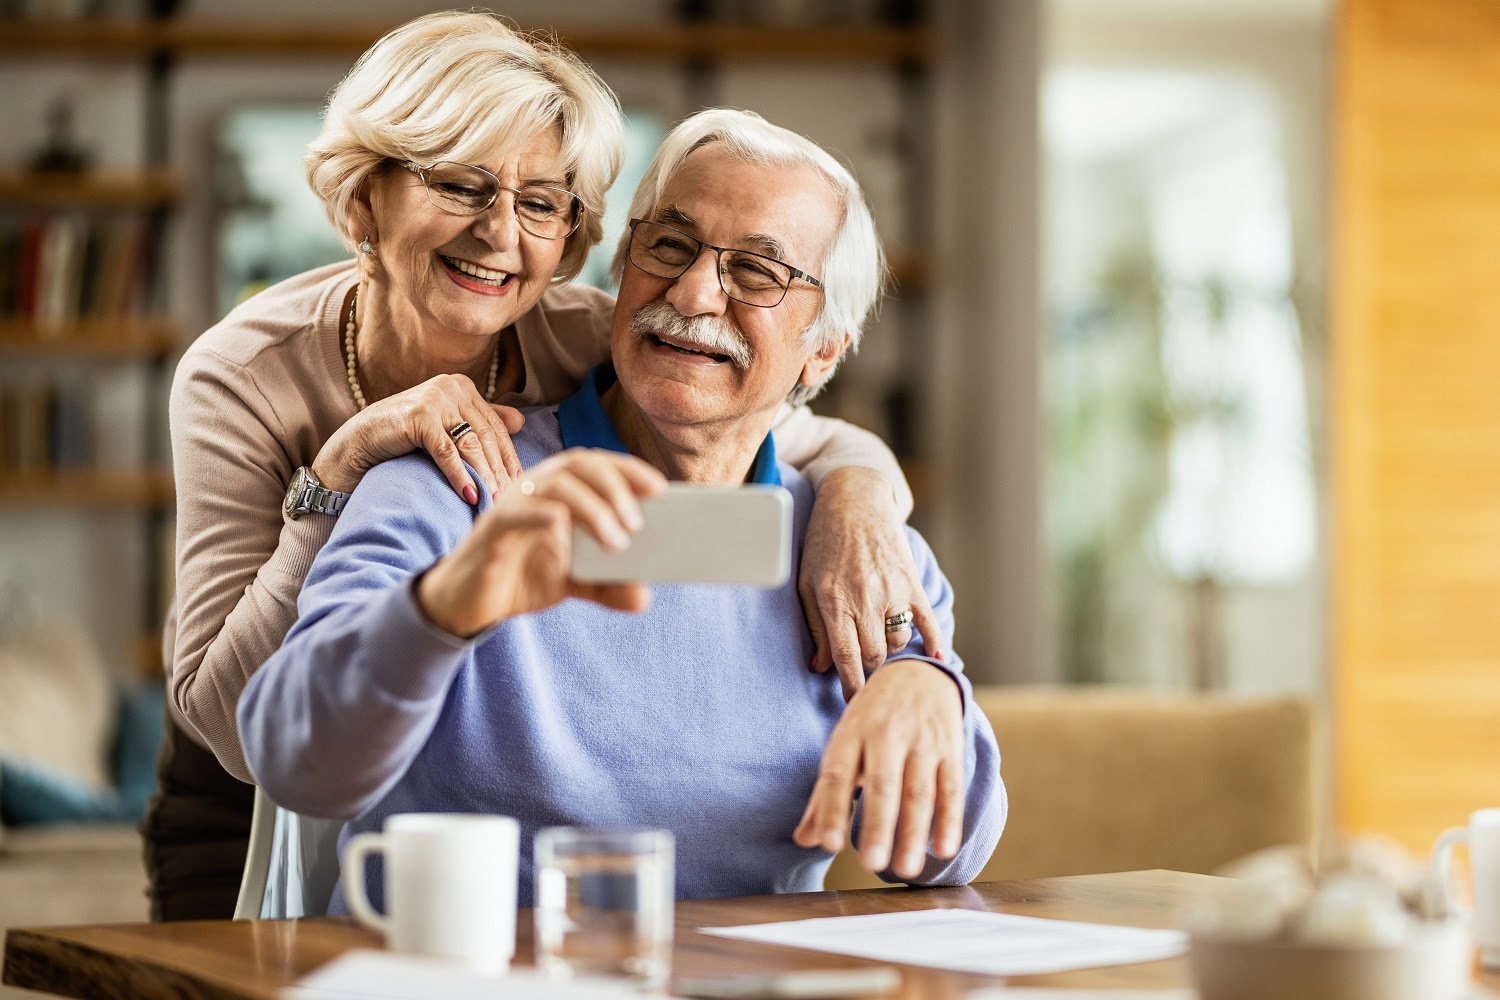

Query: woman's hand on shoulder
[[415, 449, 666, 637], [799, 466, 944, 700], [311, 373, 526, 504]]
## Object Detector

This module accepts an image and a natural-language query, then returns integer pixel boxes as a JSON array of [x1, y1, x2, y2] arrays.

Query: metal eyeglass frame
[[402, 161, 583, 240], [626, 218, 824, 308]]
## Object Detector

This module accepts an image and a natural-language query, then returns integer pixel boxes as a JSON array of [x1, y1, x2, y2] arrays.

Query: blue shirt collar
[[557, 363, 781, 487]]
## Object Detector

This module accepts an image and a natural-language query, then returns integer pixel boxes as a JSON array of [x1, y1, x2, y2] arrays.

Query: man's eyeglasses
[[403, 161, 583, 240], [626, 218, 824, 308]]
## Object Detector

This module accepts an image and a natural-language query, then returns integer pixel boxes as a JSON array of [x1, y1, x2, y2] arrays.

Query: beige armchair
[[824, 686, 1317, 890]]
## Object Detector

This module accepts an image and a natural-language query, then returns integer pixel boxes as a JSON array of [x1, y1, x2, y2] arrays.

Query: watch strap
[[301, 483, 350, 517], [287, 467, 352, 518]]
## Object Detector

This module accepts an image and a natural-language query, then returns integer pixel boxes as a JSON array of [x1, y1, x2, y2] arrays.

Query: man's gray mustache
[[630, 302, 753, 370]]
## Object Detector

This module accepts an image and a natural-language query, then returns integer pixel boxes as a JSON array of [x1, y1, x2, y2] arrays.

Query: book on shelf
[[0, 211, 158, 330], [35, 212, 87, 330], [48, 379, 92, 468], [0, 384, 12, 470], [0, 372, 147, 477], [7, 380, 51, 472]]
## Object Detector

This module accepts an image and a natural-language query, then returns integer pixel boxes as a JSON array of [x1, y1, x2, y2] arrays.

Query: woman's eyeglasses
[[403, 161, 583, 240]]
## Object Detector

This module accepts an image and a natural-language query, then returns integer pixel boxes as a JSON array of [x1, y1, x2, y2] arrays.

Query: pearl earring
[[358, 238, 373, 255]]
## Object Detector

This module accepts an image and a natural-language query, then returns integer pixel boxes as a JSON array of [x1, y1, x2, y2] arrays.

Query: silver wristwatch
[[283, 466, 352, 519]]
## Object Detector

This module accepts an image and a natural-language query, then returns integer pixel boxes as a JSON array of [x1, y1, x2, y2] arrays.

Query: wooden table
[[5, 870, 1497, 999]]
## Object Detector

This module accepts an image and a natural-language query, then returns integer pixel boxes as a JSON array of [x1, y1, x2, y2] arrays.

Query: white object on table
[[342, 814, 519, 974], [1433, 807, 1500, 970], [702, 908, 1187, 977], [282, 950, 646, 1000], [677, 967, 902, 999], [968, 991, 1193, 1000]]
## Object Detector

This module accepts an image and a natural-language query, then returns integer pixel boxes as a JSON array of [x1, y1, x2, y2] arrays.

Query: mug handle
[[1430, 825, 1472, 916], [342, 831, 393, 935]]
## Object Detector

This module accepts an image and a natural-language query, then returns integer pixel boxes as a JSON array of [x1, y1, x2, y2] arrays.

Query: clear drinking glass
[[534, 828, 675, 991]]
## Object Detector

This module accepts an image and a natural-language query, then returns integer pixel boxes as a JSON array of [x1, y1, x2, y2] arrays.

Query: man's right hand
[[416, 449, 667, 638]]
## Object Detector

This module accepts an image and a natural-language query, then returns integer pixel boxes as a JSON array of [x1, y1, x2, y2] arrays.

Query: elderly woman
[[143, 10, 938, 920]]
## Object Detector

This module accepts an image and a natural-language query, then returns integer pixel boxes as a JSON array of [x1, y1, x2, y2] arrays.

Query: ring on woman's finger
[[448, 421, 474, 445], [884, 610, 914, 634]]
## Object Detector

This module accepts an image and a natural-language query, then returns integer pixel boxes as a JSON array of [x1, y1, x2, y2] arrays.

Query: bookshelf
[[0, 37, 178, 682], [0, 169, 174, 514]]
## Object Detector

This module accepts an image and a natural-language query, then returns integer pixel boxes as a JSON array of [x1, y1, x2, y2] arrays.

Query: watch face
[[284, 468, 309, 512]]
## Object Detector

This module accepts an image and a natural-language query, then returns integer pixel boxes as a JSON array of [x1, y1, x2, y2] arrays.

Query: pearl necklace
[[344, 287, 501, 411]]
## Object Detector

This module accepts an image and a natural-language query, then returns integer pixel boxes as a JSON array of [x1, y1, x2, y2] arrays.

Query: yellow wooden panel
[[1334, 0, 1500, 853]]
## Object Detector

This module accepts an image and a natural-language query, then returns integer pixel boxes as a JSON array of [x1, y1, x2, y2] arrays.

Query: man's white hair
[[610, 109, 886, 406]]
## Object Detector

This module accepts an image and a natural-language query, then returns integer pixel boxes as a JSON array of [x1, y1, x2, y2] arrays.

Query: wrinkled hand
[[313, 373, 526, 505], [416, 449, 667, 637], [794, 659, 965, 879], [799, 467, 943, 699]]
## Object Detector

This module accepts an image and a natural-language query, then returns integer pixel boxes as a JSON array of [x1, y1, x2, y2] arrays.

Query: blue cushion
[[0, 680, 163, 826], [0, 756, 133, 825]]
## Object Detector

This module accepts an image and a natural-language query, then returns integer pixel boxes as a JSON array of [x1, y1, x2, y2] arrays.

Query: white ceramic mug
[[1432, 807, 1500, 970], [343, 813, 519, 973]]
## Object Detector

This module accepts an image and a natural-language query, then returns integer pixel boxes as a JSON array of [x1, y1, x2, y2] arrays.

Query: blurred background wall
[[0, 0, 1494, 854]]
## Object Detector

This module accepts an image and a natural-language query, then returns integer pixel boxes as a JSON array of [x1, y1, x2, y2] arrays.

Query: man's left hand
[[793, 659, 965, 879]]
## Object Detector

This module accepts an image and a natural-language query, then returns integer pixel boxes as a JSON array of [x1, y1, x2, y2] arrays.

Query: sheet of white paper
[[970, 982, 1499, 999], [701, 908, 1188, 977], [280, 950, 646, 1000], [969, 991, 1194, 999]]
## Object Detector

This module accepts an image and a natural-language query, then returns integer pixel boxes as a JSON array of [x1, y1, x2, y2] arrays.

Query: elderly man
[[239, 109, 1004, 910]]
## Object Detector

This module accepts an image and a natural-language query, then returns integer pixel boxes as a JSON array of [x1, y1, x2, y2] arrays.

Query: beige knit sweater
[[168, 260, 912, 782]]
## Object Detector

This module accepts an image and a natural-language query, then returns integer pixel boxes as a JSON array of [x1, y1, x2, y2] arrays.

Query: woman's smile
[[439, 254, 517, 297]]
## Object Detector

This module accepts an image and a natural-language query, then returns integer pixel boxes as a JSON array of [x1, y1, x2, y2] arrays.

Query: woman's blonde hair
[[307, 11, 624, 284]]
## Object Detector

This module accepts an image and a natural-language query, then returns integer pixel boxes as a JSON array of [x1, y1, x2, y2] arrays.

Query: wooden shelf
[[550, 24, 932, 63], [886, 250, 930, 292], [135, 632, 164, 678], [0, 468, 174, 508], [0, 20, 932, 65], [0, 19, 158, 55], [899, 457, 940, 507], [0, 170, 179, 207], [0, 318, 177, 358]]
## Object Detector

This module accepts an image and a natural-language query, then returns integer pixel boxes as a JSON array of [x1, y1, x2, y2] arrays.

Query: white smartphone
[[570, 483, 793, 586]]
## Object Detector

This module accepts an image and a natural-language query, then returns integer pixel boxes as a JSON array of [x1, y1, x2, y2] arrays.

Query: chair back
[[234, 786, 344, 918], [824, 686, 1317, 889]]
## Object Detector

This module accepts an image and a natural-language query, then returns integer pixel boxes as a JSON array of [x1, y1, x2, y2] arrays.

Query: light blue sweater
[[239, 366, 1005, 913]]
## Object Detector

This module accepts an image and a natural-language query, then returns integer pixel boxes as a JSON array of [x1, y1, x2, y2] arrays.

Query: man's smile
[[647, 332, 732, 365]]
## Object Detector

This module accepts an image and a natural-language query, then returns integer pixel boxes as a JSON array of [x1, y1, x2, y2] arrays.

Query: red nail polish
[[463, 485, 479, 505], [809, 652, 818, 671], [933, 649, 944, 661]]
